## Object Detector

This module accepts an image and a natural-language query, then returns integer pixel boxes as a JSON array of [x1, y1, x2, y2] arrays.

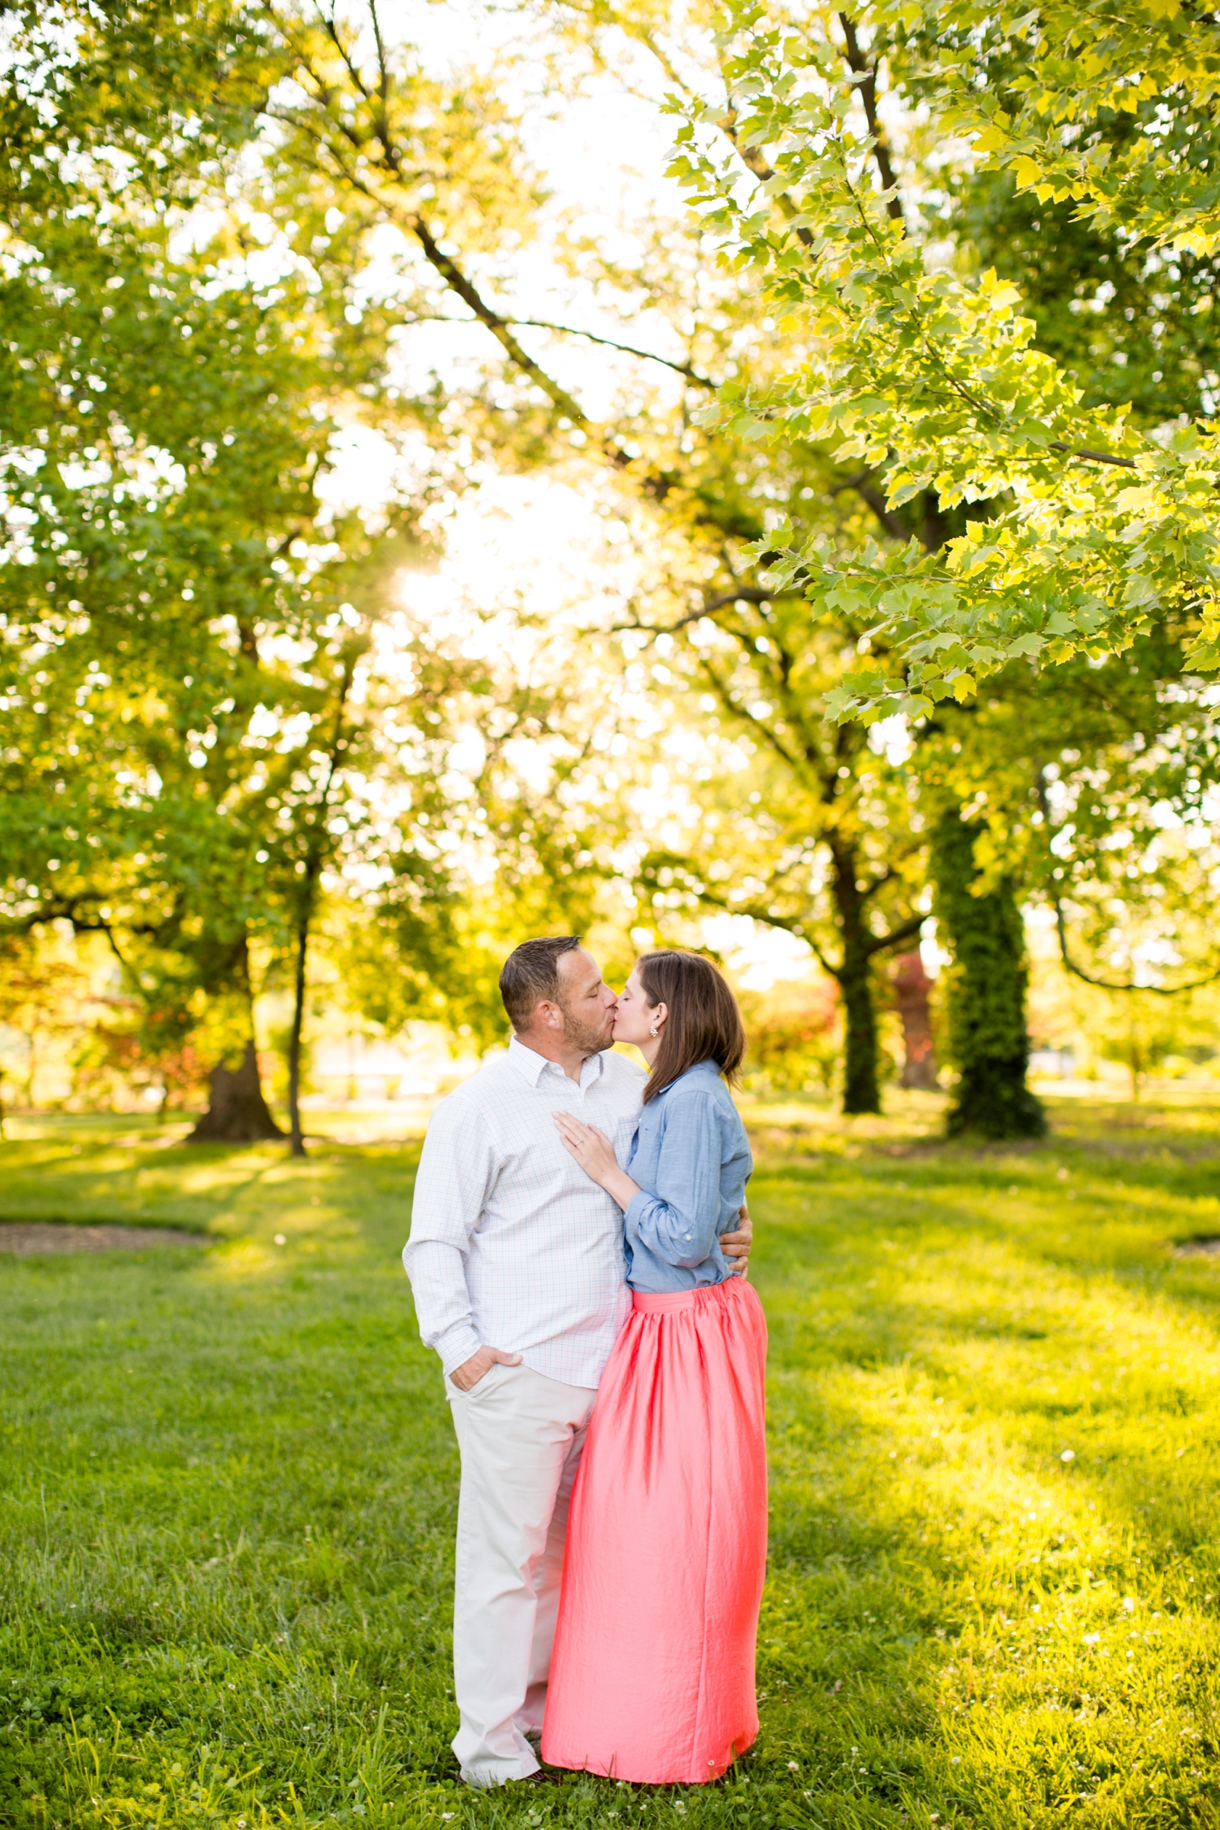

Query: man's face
[[556, 947, 617, 1054]]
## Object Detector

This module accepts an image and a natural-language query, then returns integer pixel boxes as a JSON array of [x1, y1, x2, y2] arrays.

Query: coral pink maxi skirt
[[541, 1277, 768, 1785]]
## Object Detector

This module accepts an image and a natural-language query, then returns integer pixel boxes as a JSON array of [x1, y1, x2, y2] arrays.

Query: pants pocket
[[465, 1359, 517, 1402]]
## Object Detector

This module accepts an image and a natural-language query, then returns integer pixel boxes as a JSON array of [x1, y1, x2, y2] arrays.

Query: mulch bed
[[0, 1223, 209, 1255]]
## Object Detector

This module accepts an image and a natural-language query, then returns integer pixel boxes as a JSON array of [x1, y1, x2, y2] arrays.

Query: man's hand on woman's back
[[720, 1204, 752, 1277]]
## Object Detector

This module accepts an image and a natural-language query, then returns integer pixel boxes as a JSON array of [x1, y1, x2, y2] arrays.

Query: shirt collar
[[507, 1035, 607, 1089], [654, 1060, 723, 1097]]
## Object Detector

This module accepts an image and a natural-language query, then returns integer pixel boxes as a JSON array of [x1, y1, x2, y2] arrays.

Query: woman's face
[[611, 966, 663, 1047]]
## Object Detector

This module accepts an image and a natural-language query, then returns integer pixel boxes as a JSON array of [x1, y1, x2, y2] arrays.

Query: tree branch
[[315, 3, 370, 99], [1035, 763, 1220, 991], [653, 867, 843, 978], [367, 0, 390, 114], [862, 910, 925, 958], [698, 654, 807, 773], [1049, 442, 1139, 471], [508, 319, 715, 389], [1053, 896, 1220, 994], [837, 13, 905, 225], [6, 902, 133, 969], [267, 23, 617, 451], [404, 215, 594, 431], [609, 585, 786, 637], [393, 311, 715, 388]]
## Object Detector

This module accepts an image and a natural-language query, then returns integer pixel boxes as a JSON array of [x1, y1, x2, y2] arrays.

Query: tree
[[932, 812, 1045, 1138], [890, 0, 1220, 259], [0, 1, 325, 1129], [736, 975, 840, 1095], [0, 931, 88, 1109], [330, 585, 645, 1054], [16, 0, 1218, 1138], [565, 0, 1220, 1126], [909, 83, 1220, 1117], [663, 1, 1220, 717], [67, 0, 931, 1122], [891, 951, 938, 1090], [630, 612, 927, 1113], [0, 1, 479, 1143]]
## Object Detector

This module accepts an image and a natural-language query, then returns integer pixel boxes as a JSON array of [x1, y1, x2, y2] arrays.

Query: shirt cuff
[[624, 1188, 653, 1230], [434, 1321, 483, 1380]]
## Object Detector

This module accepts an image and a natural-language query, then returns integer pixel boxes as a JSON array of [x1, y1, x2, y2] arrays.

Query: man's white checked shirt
[[403, 1038, 647, 1387]]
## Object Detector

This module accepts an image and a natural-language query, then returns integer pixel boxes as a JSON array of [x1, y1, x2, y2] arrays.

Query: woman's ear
[[648, 1001, 669, 1038]]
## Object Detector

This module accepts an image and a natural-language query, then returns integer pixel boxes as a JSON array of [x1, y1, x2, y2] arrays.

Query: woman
[[541, 950, 768, 1786]]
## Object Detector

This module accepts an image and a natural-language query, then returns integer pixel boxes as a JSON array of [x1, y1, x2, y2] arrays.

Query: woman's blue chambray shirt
[[622, 1059, 753, 1293]]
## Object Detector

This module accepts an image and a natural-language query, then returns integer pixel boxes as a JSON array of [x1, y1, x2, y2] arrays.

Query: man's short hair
[[499, 935, 582, 1032]]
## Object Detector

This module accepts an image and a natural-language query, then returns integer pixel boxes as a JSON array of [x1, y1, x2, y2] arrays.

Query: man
[[403, 935, 751, 1788]]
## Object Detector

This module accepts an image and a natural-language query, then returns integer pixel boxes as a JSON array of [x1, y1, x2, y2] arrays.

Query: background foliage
[[4, 0, 1220, 1132]]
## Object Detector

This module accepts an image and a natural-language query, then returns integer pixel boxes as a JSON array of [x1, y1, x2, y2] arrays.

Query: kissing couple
[[403, 936, 769, 1787]]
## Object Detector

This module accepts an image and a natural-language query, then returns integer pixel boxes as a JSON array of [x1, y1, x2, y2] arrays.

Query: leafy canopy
[[667, 1, 1220, 719]]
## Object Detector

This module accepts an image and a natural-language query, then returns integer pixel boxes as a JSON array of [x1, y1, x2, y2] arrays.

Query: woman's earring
[[649, 1025, 659, 1037]]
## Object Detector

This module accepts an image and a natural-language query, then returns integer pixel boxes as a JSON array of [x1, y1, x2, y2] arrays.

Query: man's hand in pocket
[[449, 1345, 523, 1391]]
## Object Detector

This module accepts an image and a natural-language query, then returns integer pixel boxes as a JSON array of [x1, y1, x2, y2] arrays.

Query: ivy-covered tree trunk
[[932, 812, 1046, 1140], [829, 840, 881, 1115]]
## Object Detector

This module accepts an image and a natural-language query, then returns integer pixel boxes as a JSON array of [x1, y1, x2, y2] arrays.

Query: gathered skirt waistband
[[629, 1276, 747, 1315]]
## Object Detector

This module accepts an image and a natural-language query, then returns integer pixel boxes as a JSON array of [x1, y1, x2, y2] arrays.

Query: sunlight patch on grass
[[201, 1239, 286, 1279]]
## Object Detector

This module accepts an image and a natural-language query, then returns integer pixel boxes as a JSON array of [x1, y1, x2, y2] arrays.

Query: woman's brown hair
[[636, 950, 747, 1104]]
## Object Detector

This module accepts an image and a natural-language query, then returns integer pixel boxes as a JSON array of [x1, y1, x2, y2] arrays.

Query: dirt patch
[[0, 1222, 209, 1255], [1172, 1235, 1220, 1258]]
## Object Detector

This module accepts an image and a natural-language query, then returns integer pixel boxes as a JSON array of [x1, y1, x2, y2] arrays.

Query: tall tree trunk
[[829, 841, 881, 1115], [285, 650, 357, 1159], [187, 1042, 283, 1143], [892, 951, 939, 1089], [931, 811, 1046, 1140], [186, 938, 282, 1144], [286, 890, 314, 1159]]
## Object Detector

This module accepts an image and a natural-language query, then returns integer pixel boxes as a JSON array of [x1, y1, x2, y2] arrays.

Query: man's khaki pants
[[446, 1360, 597, 1787]]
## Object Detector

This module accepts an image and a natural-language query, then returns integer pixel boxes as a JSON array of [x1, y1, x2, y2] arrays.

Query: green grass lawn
[[2, 1097, 1220, 1829]]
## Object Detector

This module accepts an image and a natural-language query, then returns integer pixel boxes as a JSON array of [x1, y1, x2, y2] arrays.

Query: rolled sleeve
[[625, 1093, 724, 1269], [402, 1098, 497, 1373]]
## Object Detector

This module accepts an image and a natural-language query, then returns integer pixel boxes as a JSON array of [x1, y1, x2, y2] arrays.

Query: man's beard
[[559, 1003, 613, 1056]]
